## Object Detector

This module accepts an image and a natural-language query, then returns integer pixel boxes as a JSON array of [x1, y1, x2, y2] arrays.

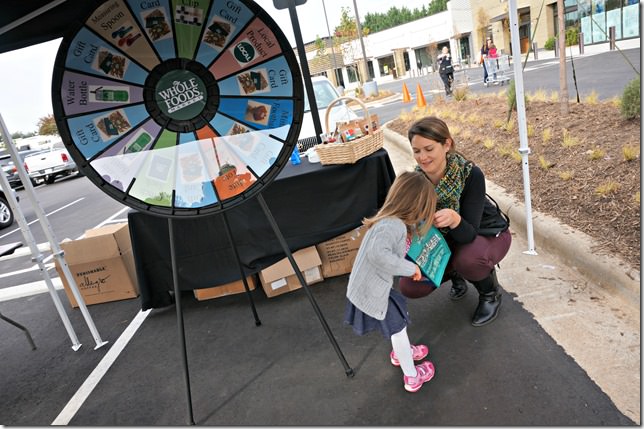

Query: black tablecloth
[[128, 149, 396, 309]]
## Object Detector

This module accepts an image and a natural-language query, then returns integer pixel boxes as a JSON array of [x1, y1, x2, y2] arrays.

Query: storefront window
[[622, 1, 640, 37], [606, 0, 622, 38], [347, 65, 358, 83]]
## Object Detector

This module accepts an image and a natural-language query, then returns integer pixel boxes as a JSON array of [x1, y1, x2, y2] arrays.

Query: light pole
[[351, 0, 371, 83], [321, 0, 338, 74]]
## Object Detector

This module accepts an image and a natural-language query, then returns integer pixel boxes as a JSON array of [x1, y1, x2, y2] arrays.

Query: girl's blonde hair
[[363, 171, 437, 237]]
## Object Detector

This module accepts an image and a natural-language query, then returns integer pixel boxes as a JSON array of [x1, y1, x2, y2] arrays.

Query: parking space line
[[0, 198, 85, 239], [52, 309, 151, 426]]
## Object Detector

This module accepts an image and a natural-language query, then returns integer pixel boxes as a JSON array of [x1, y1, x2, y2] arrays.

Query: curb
[[382, 124, 640, 307]]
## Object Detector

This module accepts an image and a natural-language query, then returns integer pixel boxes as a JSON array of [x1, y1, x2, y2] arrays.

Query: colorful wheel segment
[[51, 0, 303, 217]]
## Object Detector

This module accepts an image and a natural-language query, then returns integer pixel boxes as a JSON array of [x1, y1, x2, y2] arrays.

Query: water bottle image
[[290, 145, 301, 165]]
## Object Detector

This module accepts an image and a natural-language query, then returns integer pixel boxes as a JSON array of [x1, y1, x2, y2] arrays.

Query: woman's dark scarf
[[417, 152, 472, 213]]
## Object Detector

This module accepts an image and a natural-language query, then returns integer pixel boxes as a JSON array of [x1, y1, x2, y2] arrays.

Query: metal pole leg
[[168, 218, 195, 425], [222, 211, 261, 326], [257, 194, 354, 377]]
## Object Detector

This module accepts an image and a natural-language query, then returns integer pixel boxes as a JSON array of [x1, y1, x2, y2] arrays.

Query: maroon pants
[[400, 229, 512, 299]]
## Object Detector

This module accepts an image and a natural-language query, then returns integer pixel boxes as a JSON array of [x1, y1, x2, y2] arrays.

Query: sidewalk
[[382, 125, 641, 424]]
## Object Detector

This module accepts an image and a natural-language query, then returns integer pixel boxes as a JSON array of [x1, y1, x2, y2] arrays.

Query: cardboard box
[[193, 276, 255, 301], [258, 246, 323, 298], [55, 223, 139, 308], [316, 225, 367, 278]]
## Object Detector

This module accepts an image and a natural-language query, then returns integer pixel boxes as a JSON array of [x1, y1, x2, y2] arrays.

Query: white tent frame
[[507, 0, 538, 255], [0, 114, 108, 350]]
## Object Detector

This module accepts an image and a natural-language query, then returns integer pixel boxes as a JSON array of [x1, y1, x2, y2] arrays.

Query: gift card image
[[244, 101, 271, 126]]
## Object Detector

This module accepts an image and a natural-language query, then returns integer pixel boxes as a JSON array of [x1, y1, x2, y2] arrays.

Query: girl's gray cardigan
[[346, 217, 418, 320]]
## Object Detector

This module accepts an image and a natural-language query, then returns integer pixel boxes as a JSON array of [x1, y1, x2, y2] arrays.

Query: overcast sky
[[0, 0, 431, 134]]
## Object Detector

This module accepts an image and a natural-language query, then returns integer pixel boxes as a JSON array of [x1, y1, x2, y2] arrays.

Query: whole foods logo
[[233, 41, 255, 64], [156, 70, 206, 120]]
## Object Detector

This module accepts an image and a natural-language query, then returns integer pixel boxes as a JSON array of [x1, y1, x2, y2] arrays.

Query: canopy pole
[[507, 0, 538, 255], [0, 113, 108, 349], [0, 0, 68, 37], [0, 156, 81, 350]]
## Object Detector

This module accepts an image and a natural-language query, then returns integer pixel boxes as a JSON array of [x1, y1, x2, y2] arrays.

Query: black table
[[128, 149, 396, 310]]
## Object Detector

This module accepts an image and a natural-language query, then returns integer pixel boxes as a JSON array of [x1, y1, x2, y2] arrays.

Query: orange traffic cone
[[416, 84, 427, 108], [402, 83, 411, 103]]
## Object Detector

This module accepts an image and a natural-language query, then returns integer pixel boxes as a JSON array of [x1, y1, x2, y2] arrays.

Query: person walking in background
[[480, 38, 491, 86], [400, 117, 512, 327], [344, 171, 437, 393], [486, 41, 499, 85], [436, 46, 454, 96]]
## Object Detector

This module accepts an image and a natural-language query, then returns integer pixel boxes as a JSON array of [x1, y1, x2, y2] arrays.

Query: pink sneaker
[[390, 344, 429, 366], [404, 361, 435, 393]]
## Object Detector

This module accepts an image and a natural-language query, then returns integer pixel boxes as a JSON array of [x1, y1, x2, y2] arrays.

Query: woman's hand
[[412, 265, 422, 281], [433, 208, 461, 229]]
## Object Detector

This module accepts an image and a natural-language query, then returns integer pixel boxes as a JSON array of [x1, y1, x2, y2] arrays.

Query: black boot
[[471, 269, 502, 327], [448, 272, 468, 301]]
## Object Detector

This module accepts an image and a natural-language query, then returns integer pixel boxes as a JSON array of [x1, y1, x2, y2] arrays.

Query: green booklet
[[407, 226, 451, 287]]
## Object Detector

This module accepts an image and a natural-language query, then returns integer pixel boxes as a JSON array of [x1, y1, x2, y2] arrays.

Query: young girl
[[344, 171, 437, 393]]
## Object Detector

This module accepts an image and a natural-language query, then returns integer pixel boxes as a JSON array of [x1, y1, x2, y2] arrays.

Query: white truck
[[23, 143, 78, 185]]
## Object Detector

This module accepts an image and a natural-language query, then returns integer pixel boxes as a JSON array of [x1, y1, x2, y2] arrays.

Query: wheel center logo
[[155, 70, 207, 120]]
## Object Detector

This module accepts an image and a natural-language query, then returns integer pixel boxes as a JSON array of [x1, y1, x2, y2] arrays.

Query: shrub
[[544, 37, 556, 50], [620, 76, 640, 119], [506, 80, 527, 112], [565, 27, 579, 46]]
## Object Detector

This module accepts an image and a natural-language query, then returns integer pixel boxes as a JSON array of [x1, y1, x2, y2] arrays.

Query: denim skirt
[[344, 288, 410, 339]]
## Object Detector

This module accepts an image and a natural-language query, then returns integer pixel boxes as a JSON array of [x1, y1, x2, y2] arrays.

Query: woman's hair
[[363, 171, 437, 237], [407, 116, 456, 153]]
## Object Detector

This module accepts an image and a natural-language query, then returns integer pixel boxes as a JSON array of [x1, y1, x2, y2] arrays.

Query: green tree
[[37, 114, 59, 136], [314, 35, 326, 56]]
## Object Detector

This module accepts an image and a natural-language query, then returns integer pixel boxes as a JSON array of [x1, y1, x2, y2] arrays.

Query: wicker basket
[[315, 96, 384, 165]]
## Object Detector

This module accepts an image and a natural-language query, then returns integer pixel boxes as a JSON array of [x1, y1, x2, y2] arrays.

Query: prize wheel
[[52, 0, 304, 218]]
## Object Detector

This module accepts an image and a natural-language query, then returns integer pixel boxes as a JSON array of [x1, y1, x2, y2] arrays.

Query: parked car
[[0, 149, 41, 188], [0, 187, 18, 229], [296, 76, 357, 153], [23, 143, 78, 185]]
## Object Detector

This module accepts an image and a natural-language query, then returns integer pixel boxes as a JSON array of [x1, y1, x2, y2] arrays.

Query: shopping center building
[[297, 0, 640, 90]]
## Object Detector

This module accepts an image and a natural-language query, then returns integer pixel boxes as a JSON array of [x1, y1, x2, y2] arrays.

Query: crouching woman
[[400, 116, 512, 326]]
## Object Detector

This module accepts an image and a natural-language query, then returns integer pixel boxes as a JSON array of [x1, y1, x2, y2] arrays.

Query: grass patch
[[587, 147, 605, 160], [538, 155, 554, 170], [558, 171, 573, 181], [483, 138, 495, 149], [542, 128, 552, 143], [453, 86, 469, 101], [583, 90, 599, 104], [595, 180, 620, 197], [622, 145, 639, 161], [527, 124, 535, 137], [562, 129, 580, 148], [549, 91, 559, 102], [497, 144, 514, 157], [528, 89, 548, 102]]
